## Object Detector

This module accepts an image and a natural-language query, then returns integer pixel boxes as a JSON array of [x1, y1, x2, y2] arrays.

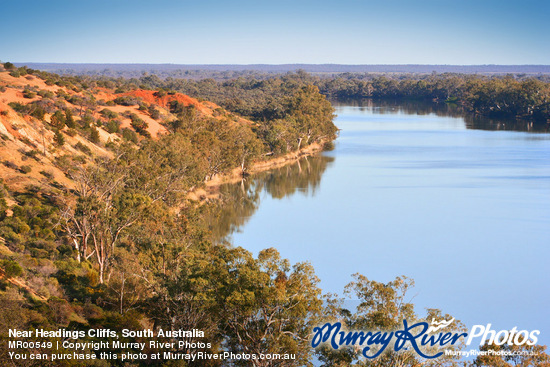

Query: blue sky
[[1, 0, 548, 64]]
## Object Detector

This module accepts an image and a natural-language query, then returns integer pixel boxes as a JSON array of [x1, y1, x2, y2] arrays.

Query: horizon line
[[11, 62, 550, 67]]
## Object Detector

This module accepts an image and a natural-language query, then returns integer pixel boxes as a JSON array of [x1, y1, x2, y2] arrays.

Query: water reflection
[[206, 154, 335, 242], [333, 99, 550, 132], [465, 114, 550, 133]]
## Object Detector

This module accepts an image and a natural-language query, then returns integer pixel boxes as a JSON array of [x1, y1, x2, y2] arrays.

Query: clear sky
[[1, 0, 548, 65]]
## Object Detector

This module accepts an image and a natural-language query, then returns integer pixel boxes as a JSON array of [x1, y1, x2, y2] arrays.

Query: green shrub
[[50, 110, 66, 129], [65, 128, 77, 137], [19, 165, 32, 174], [55, 89, 68, 98], [30, 106, 46, 120], [80, 113, 94, 128], [129, 113, 149, 136], [104, 120, 120, 134], [22, 89, 36, 99], [23, 150, 41, 160], [89, 127, 100, 143], [155, 89, 167, 97], [74, 141, 92, 155], [65, 109, 76, 128], [53, 129, 65, 147], [1, 259, 23, 278], [39, 170, 54, 179], [0, 191, 7, 221], [3, 62, 15, 70], [100, 108, 118, 119], [2, 161, 18, 170], [19, 136, 35, 147], [113, 96, 139, 106], [121, 128, 138, 143], [37, 89, 54, 98], [8, 102, 26, 113], [148, 105, 160, 120]]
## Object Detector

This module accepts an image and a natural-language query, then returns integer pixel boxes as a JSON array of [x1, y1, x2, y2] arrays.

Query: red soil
[[122, 90, 215, 115]]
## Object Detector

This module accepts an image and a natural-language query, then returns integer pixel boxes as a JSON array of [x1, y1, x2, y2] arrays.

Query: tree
[[3, 62, 15, 70], [64, 108, 76, 128], [148, 105, 161, 120], [144, 245, 222, 357], [139, 245, 325, 366], [129, 113, 149, 136], [53, 129, 65, 147], [60, 136, 205, 282], [190, 129, 227, 179], [0, 259, 23, 278], [50, 110, 66, 129], [128, 133, 205, 205], [80, 113, 94, 128], [286, 85, 337, 150], [258, 118, 298, 155], [0, 186, 7, 221], [226, 124, 263, 176], [103, 248, 148, 315], [61, 153, 149, 283], [216, 247, 323, 367], [121, 128, 138, 143], [89, 126, 100, 143]]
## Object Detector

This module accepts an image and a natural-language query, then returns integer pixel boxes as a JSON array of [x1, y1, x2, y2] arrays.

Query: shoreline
[[187, 141, 326, 202]]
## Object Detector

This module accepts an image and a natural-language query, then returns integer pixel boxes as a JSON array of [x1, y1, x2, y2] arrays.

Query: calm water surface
[[219, 101, 550, 343]]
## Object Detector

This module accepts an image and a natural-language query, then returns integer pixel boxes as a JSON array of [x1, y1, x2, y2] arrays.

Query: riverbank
[[186, 141, 326, 202]]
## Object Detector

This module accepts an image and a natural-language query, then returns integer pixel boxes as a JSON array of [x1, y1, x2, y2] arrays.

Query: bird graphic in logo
[[426, 317, 455, 333]]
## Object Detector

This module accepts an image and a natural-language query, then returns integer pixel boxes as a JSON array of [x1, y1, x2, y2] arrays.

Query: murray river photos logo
[[311, 318, 540, 359]]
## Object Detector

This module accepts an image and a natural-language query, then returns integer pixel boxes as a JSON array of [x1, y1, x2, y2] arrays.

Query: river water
[[216, 100, 550, 345]]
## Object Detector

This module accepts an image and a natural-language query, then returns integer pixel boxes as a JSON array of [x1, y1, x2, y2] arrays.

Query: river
[[214, 100, 550, 346]]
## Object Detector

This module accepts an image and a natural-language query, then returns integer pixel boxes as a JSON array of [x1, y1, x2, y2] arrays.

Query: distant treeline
[[86, 71, 550, 121], [316, 73, 550, 120], [15, 62, 550, 79]]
